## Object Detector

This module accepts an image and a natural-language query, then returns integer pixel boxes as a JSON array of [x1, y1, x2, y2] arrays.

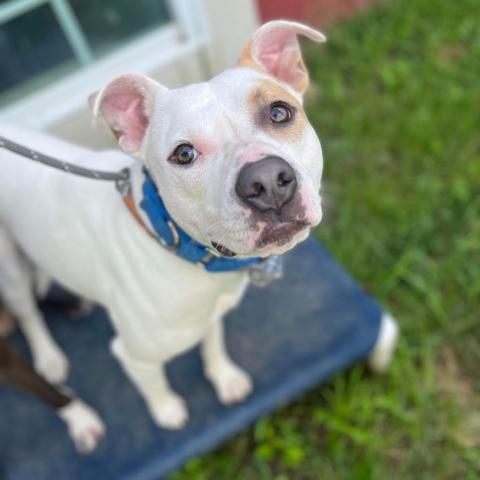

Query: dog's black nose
[[236, 156, 297, 213]]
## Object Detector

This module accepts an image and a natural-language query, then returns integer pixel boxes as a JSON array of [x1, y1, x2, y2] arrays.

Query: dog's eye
[[270, 102, 293, 123], [170, 144, 197, 165]]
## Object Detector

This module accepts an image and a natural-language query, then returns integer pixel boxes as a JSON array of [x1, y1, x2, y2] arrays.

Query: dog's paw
[[34, 345, 70, 384], [207, 361, 253, 405], [148, 392, 189, 430], [58, 400, 106, 454]]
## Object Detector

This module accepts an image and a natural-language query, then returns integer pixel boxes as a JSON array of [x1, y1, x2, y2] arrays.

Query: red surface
[[257, 0, 311, 22], [257, 0, 373, 27]]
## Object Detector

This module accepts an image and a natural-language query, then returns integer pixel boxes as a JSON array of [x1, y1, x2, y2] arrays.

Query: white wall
[[203, 0, 259, 75]]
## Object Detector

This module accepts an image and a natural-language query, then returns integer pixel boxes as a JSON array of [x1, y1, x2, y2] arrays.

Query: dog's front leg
[[202, 288, 253, 405], [110, 337, 188, 429], [0, 227, 69, 383]]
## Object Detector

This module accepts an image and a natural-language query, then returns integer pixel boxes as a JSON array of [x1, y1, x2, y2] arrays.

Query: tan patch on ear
[[238, 41, 264, 74], [238, 41, 310, 94], [247, 79, 308, 144]]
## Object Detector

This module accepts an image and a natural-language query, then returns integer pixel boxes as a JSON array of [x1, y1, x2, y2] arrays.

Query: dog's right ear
[[89, 74, 166, 156]]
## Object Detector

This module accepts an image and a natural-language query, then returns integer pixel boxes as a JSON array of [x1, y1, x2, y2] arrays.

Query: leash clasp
[[115, 168, 132, 197]]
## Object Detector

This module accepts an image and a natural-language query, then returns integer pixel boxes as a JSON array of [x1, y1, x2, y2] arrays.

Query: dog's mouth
[[210, 220, 309, 258], [211, 241, 237, 257], [257, 221, 309, 248]]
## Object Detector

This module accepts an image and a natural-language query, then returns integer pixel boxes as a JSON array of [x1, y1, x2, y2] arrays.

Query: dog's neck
[[125, 161, 263, 272]]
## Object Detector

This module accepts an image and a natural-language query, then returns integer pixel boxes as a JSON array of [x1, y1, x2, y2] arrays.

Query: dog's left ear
[[238, 20, 326, 95], [89, 74, 167, 155]]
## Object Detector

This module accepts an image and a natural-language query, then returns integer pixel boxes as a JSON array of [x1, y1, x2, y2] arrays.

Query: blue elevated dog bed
[[0, 238, 385, 479]]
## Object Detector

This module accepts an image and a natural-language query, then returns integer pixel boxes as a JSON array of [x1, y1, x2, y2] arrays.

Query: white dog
[[0, 21, 331, 435]]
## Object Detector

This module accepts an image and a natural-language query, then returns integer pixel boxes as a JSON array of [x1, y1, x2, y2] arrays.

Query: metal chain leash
[[0, 135, 131, 196]]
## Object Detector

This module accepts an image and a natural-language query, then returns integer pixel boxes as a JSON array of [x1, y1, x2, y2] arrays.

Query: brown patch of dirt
[[436, 44, 467, 64], [437, 346, 480, 448]]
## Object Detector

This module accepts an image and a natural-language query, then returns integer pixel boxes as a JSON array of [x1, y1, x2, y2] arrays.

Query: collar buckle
[[200, 246, 222, 264]]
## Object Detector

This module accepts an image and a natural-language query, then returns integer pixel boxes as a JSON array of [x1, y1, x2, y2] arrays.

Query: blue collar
[[140, 169, 262, 272]]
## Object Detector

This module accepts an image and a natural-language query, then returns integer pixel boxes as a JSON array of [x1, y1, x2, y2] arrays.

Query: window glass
[[70, 0, 171, 54], [0, 0, 171, 106], [0, 5, 74, 102]]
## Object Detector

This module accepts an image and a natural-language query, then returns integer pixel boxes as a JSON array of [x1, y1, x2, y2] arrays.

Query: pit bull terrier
[[0, 20, 397, 432]]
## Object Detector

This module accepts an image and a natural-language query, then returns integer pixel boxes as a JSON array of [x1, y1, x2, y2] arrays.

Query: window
[[0, 0, 171, 107]]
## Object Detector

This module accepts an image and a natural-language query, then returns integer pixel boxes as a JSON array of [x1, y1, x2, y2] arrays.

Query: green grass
[[171, 0, 480, 478]]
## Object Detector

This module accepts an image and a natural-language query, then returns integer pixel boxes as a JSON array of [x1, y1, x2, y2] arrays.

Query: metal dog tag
[[248, 255, 283, 287]]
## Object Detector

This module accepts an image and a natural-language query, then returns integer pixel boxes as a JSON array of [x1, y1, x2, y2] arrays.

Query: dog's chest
[[111, 252, 247, 358]]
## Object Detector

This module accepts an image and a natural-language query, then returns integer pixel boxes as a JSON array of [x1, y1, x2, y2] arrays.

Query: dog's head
[[90, 21, 325, 258]]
